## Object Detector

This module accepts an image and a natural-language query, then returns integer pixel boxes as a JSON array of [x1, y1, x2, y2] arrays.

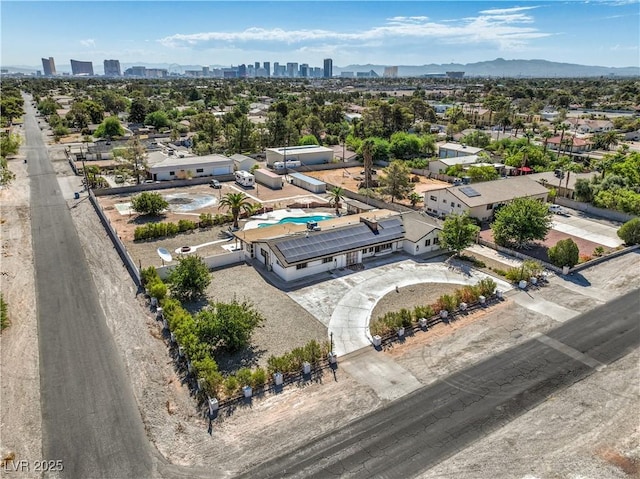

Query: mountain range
[[2, 58, 639, 78]]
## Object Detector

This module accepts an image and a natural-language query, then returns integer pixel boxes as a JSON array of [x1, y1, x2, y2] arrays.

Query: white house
[[425, 177, 549, 222], [149, 154, 233, 181], [400, 212, 443, 255], [438, 142, 484, 159], [265, 145, 334, 167]]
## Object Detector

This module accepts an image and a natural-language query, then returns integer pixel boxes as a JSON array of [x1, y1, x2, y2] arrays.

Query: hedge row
[[266, 339, 332, 378], [134, 213, 233, 241], [369, 278, 497, 337]]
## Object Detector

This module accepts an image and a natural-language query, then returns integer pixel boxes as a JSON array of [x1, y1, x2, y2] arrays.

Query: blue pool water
[[259, 215, 332, 228]]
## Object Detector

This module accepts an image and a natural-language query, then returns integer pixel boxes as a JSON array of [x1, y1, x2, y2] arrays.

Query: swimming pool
[[258, 214, 333, 228]]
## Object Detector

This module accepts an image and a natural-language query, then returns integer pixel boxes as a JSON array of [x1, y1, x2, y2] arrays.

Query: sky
[[1, 1, 639, 71]]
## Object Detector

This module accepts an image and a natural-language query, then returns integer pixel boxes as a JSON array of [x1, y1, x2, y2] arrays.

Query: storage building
[[254, 168, 283, 190], [149, 154, 233, 181], [265, 145, 334, 167], [288, 172, 326, 193]]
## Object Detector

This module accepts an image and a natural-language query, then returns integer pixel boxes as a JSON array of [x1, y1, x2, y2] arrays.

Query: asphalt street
[[239, 288, 639, 479], [25, 97, 155, 478]]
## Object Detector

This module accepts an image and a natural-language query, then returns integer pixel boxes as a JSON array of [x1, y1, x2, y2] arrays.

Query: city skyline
[[2, 1, 639, 70]]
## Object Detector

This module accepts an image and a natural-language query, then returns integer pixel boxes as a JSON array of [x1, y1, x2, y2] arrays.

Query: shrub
[[491, 268, 508, 277], [617, 218, 640, 245], [178, 219, 197, 232], [141, 266, 161, 286], [236, 367, 253, 387], [398, 308, 413, 328], [304, 340, 323, 364], [1, 294, 9, 331], [148, 280, 167, 301], [413, 305, 434, 320], [579, 254, 592, 263], [251, 367, 267, 389], [548, 238, 580, 268], [224, 376, 239, 397], [199, 213, 214, 228], [434, 294, 458, 313], [457, 285, 480, 304], [131, 192, 168, 216], [593, 246, 605, 257], [476, 278, 497, 297]]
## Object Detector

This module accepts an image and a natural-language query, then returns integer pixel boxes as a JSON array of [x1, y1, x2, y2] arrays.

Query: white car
[[549, 204, 565, 214]]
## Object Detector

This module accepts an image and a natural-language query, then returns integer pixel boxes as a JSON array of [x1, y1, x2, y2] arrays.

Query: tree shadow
[[127, 213, 168, 225], [215, 345, 269, 373]]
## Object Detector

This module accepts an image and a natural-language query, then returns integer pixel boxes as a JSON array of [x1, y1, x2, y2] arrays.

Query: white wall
[[156, 250, 245, 279]]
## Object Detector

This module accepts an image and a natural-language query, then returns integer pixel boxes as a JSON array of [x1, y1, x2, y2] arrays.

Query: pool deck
[[244, 208, 333, 230]]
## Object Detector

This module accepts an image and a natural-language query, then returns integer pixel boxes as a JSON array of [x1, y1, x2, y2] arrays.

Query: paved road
[[25, 97, 155, 478], [238, 289, 639, 479]]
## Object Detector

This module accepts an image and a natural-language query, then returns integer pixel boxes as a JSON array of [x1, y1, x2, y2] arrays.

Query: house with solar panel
[[424, 176, 549, 222], [232, 210, 441, 282]]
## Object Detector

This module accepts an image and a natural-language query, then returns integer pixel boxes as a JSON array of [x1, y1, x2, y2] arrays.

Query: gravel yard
[[370, 282, 460, 321]]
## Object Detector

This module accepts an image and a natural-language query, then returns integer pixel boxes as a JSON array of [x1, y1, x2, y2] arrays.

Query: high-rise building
[[323, 58, 333, 78], [124, 66, 146, 77], [41, 57, 56, 76], [286, 62, 298, 78], [383, 66, 398, 78], [299, 63, 309, 77], [70, 59, 94, 76], [263, 61, 270, 77], [273, 62, 279, 77], [237, 64, 247, 77], [254, 62, 260, 71], [103, 59, 121, 76]]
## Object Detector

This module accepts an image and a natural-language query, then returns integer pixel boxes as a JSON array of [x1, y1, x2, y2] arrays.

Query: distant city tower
[[323, 58, 333, 78], [41, 57, 56, 76]]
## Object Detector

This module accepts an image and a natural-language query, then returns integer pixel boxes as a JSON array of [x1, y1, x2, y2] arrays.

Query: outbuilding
[[265, 145, 334, 167], [149, 154, 233, 181], [254, 168, 283, 190], [288, 172, 326, 193]]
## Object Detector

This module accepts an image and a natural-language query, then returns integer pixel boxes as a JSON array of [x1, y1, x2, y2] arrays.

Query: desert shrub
[[178, 219, 197, 232], [505, 260, 543, 282], [617, 218, 640, 245], [148, 280, 167, 301], [304, 340, 323, 364], [235, 368, 253, 387], [413, 305, 434, 320], [224, 376, 239, 396], [267, 355, 289, 376], [141, 266, 161, 286], [251, 367, 267, 389], [593, 246, 605, 257], [457, 285, 480, 304], [579, 254, 592, 263], [435, 294, 459, 312], [476, 278, 497, 297], [398, 308, 413, 328], [1, 294, 8, 331], [199, 213, 214, 228], [490, 268, 508, 277], [166, 222, 179, 236]]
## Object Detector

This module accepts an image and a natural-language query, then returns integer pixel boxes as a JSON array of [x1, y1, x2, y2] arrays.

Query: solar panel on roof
[[459, 186, 481, 197]]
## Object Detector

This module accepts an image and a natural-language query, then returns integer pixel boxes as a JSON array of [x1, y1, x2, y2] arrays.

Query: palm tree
[[219, 192, 254, 230], [541, 130, 553, 155], [328, 187, 345, 216], [361, 138, 375, 191]]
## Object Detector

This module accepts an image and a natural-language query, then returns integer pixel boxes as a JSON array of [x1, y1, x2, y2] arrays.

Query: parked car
[[209, 179, 221, 189], [549, 204, 566, 214]]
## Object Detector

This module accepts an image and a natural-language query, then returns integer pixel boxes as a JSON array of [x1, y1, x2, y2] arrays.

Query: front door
[[346, 251, 358, 266]]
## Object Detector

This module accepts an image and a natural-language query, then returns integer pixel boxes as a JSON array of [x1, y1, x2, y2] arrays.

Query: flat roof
[[149, 153, 232, 170], [447, 176, 550, 207], [254, 168, 280, 178], [266, 145, 333, 155], [438, 143, 483, 155], [289, 172, 326, 186]]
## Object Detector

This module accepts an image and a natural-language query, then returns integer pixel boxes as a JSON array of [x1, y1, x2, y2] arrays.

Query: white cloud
[[80, 38, 95, 48], [158, 8, 551, 52]]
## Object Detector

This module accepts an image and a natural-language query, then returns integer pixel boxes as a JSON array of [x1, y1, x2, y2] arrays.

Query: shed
[[231, 153, 259, 172], [254, 168, 283, 190], [288, 172, 326, 193], [265, 145, 334, 167]]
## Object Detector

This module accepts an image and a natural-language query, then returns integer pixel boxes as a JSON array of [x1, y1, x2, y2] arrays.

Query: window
[[457, 204, 461, 208], [375, 243, 392, 252], [487, 204, 493, 210], [169, 171, 175, 176], [443, 199, 447, 203], [296, 263, 308, 270], [434, 237, 440, 244], [430, 195, 437, 202], [450, 202, 455, 207], [322, 257, 333, 264], [425, 238, 431, 246], [196, 168, 204, 173]]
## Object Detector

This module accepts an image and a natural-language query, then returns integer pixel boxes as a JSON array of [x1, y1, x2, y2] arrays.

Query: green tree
[[327, 187, 345, 216], [361, 138, 375, 190], [128, 97, 147, 123], [131, 192, 168, 216], [114, 135, 147, 185], [466, 165, 499, 182], [492, 197, 552, 248], [439, 213, 480, 257], [379, 160, 413, 203], [167, 254, 211, 302], [219, 192, 254, 229], [574, 178, 594, 202], [548, 238, 580, 268], [389, 132, 422, 160], [299, 134, 319, 146], [144, 110, 170, 130], [408, 191, 423, 207], [195, 299, 264, 353], [94, 117, 124, 139], [617, 218, 640, 245]]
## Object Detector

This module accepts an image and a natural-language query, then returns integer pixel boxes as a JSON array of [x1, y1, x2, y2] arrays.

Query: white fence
[[156, 249, 246, 279]]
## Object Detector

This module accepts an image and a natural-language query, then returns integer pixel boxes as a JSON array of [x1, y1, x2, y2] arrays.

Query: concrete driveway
[[289, 258, 512, 356], [551, 211, 624, 248]]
